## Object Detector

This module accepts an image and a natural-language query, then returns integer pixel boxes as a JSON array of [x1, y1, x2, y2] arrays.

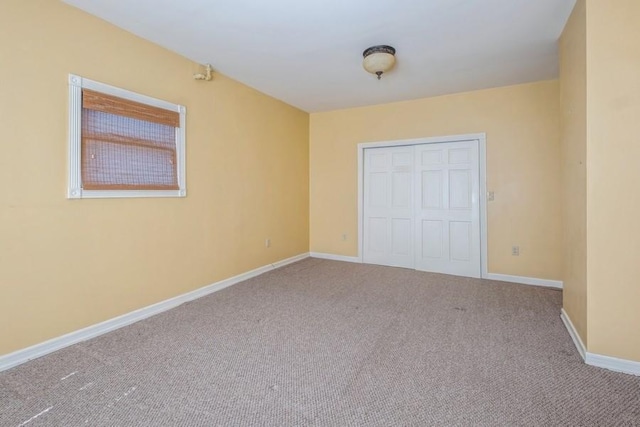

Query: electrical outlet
[[512, 246, 520, 256], [265, 238, 271, 248], [488, 191, 495, 201], [342, 233, 348, 241]]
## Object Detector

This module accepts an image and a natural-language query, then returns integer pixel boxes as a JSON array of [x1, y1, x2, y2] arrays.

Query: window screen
[[81, 90, 180, 191]]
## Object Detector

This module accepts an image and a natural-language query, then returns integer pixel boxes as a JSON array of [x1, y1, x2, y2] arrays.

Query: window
[[68, 74, 186, 198]]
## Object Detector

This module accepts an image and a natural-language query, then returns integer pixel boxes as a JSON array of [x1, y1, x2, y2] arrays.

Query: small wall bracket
[[193, 64, 213, 81]]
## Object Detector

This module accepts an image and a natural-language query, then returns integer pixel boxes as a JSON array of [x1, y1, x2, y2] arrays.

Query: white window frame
[[68, 74, 186, 199]]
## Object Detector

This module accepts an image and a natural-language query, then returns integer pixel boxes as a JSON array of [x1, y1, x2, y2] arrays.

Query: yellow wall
[[586, 0, 640, 361], [559, 0, 588, 345], [310, 81, 562, 280], [0, 0, 309, 355]]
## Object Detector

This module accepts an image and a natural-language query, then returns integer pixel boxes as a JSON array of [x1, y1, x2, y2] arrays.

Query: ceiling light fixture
[[362, 45, 396, 80]]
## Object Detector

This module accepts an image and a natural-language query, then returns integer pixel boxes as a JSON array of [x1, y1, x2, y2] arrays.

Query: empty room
[[1, 0, 639, 425]]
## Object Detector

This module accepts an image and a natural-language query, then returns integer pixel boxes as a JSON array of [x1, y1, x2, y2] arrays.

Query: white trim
[[68, 75, 83, 198], [271, 253, 310, 268], [560, 308, 586, 360], [310, 252, 362, 263], [357, 133, 488, 278], [357, 146, 364, 264], [478, 139, 489, 279], [586, 353, 640, 377], [561, 308, 640, 376], [78, 190, 185, 199], [357, 133, 488, 150], [67, 74, 187, 199], [486, 273, 563, 289], [177, 105, 187, 195], [78, 75, 181, 112], [0, 253, 310, 372]]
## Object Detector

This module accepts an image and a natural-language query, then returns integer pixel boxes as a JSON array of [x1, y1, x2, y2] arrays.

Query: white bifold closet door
[[363, 141, 481, 278], [362, 145, 415, 269]]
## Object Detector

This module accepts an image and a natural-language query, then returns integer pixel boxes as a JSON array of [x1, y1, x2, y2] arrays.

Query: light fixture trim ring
[[362, 45, 396, 58]]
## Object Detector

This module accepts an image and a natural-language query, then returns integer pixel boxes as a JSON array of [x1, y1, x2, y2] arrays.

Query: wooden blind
[[81, 89, 180, 191], [83, 90, 179, 127]]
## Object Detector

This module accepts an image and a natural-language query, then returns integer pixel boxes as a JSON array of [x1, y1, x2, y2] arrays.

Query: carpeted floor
[[1, 258, 639, 426]]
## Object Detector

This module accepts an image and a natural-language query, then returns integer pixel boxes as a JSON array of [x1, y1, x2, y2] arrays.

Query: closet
[[362, 139, 481, 278]]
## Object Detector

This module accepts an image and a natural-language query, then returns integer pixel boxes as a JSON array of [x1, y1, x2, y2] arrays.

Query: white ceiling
[[62, 0, 576, 113]]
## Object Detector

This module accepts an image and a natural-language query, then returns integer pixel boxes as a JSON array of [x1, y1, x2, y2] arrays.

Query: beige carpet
[[1, 258, 639, 426]]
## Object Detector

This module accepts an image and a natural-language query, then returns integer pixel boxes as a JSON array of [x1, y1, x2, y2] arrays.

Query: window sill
[[68, 189, 186, 199]]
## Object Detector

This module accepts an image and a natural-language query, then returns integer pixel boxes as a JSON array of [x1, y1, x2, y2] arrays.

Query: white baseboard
[[485, 273, 563, 289], [308, 257, 562, 290], [310, 252, 362, 263], [561, 308, 640, 376], [0, 252, 310, 373], [586, 353, 640, 376], [560, 308, 587, 360]]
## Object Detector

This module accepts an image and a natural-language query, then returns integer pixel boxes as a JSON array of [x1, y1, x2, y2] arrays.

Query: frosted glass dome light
[[362, 45, 396, 80]]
